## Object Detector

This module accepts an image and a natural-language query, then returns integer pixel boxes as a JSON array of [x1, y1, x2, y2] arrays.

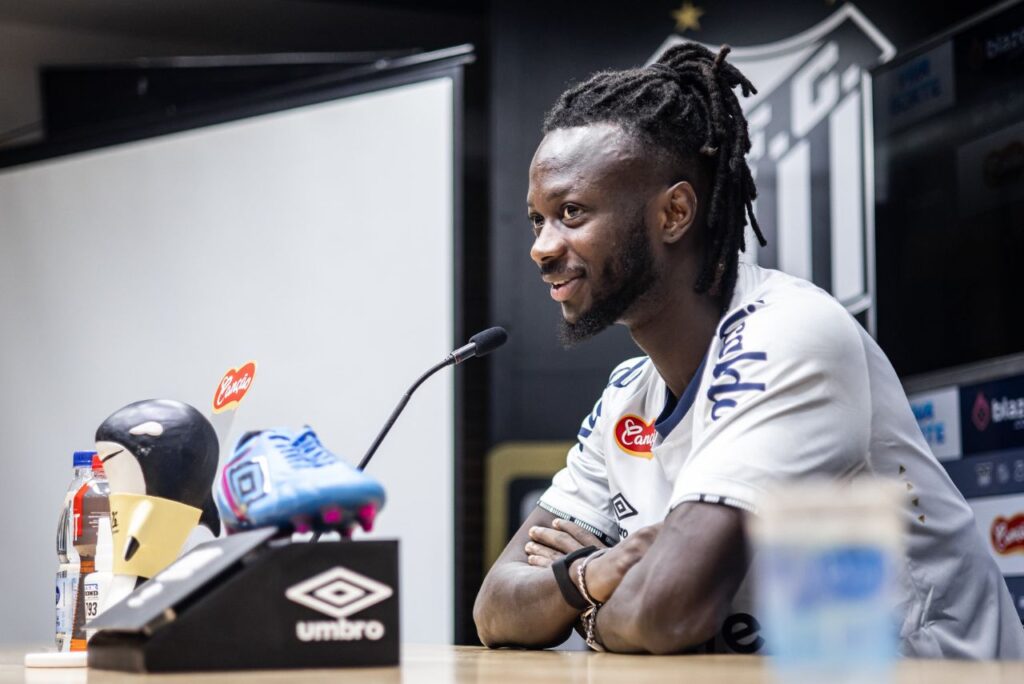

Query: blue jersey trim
[[655, 352, 708, 438]]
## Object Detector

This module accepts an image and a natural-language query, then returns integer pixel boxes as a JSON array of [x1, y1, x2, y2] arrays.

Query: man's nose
[[530, 223, 567, 267]]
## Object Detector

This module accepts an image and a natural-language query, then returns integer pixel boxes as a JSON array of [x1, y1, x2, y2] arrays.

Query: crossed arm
[[473, 501, 748, 653]]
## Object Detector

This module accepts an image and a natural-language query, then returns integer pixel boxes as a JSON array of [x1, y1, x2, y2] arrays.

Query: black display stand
[[87, 528, 400, 672]]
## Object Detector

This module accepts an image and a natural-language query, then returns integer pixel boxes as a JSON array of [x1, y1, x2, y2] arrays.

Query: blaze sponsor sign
[[959, 374, 1024, 455]]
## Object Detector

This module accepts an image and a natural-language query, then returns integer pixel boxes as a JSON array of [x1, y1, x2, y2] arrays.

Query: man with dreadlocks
[[474, 43, 1024, 658]]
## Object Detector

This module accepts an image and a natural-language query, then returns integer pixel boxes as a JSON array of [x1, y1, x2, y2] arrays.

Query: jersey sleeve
[[670, 293, 872, 514], [537, 367, 633, 546]]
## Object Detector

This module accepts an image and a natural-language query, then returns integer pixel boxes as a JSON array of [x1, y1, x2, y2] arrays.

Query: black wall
[[485, 0, 1006, 447]]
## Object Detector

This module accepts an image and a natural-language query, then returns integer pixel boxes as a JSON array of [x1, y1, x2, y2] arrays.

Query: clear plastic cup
[[750, 480, 903, 684]]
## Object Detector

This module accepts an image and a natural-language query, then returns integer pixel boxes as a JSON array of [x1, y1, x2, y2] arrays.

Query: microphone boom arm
[[357, 355, 454, 471]]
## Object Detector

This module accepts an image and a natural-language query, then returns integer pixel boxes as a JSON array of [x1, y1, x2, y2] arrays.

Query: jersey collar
[[654, 351, 708, 438]]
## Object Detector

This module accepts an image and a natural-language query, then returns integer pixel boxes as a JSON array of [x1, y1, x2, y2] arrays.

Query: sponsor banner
[[873, 39, 955, 135], [908, 386, 962, 461], [943, 448, 1024, 499], [1005, 575, 1024, 622], [956, 119, 1024, 218], [960, 374, 1024, 455], [967, 494, 1024, 576]]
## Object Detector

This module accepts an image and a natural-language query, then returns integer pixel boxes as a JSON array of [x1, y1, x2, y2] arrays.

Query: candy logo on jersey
[[614, 415, 656, 458], [708, 303, 767, 421], [991, 514, 1024, 555], [652, 5, 895, 316]]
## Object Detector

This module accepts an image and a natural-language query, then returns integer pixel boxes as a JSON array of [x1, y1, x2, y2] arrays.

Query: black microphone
[[357, 327, 508, 471], [450, 326, 509, 363]]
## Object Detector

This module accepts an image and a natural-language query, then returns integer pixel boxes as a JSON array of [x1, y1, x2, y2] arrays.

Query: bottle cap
[[91, 454, 105, 474], [73, 451, 95, 467]]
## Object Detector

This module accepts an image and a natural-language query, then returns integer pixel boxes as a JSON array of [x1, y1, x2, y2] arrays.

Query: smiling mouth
[[551, 274, 582, 289], [548, 273, 585, 303]]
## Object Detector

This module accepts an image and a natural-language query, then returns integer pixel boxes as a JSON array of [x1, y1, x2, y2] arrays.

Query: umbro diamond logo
[[286, 566, 393, 619], [611, 493, 638, 521]]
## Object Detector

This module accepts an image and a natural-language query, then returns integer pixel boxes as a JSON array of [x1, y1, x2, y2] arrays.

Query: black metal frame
[[869, 0, 1021, 77]]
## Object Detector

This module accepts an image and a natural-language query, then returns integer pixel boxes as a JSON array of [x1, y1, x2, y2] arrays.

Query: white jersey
[[539, 263, 1024, 659]]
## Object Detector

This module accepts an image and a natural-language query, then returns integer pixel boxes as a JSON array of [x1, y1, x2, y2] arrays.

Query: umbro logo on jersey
[[287, 566, 392, 642], [614, 415, 655, 458], [611, 493, 638, 521]]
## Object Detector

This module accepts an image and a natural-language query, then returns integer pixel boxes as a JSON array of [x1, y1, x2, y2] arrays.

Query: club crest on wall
[[652, 4, 895, 325]]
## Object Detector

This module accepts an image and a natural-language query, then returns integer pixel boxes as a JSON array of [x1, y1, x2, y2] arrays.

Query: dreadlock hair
[[542, 42, 767, 309]]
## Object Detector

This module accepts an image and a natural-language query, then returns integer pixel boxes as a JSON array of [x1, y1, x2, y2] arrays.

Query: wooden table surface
[[5, 644, 1024, 684]]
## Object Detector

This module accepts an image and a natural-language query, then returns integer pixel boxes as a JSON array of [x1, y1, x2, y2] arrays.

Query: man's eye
[[561, 205, 582, 221], [529, 214, 544, 232]]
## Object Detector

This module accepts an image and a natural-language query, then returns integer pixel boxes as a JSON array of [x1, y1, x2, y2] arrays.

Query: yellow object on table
[[109, 492, 201, 579]]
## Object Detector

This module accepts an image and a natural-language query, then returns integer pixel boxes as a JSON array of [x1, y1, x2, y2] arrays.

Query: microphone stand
[[357, 356, 455, 471]]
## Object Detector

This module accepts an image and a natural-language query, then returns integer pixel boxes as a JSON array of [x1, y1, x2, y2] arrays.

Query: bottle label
[[84, 580, 100, 622], [55, 574, 66, 633]]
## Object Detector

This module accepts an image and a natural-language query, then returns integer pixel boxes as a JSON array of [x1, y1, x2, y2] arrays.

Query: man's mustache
[[539, 262, 585, 279]]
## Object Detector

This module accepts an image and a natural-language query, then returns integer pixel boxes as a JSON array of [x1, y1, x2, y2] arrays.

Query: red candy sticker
[[213, 361, 257, 414], [991, 514, 1024, 555], [614, 414, 656, 459]]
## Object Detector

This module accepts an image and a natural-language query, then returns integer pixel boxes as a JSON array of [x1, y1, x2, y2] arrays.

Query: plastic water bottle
[[83, 515, 113, 642], [70, 455, 110, 651], [55, 451, 94, 651]]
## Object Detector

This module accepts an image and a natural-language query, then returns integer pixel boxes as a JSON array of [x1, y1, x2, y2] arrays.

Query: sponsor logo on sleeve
[[577, 398, 603, 448], [707, 303, 767, 421], [608, 358, 648, 388], [614, 415, 656, 458]]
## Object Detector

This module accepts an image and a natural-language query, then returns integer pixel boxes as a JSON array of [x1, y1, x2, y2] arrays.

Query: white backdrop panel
[[0, 77, 454, 644]]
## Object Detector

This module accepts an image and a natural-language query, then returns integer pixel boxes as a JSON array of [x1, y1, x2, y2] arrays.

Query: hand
[[526, 519, 662, 604], [582, 523, 661, 603], [524, 518, 606, 567]]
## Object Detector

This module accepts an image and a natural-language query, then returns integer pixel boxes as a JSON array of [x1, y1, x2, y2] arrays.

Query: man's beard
[[558, 217, 657, 348]]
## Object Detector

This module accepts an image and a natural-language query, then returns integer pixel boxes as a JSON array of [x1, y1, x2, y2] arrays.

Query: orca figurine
[[95, 399, 221, 551]]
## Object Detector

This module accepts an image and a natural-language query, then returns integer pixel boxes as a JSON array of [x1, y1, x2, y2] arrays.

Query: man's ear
[[660, 181, 698, 244]]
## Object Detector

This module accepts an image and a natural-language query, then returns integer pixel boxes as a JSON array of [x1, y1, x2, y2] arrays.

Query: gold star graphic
[[672, 1, 705, 33]]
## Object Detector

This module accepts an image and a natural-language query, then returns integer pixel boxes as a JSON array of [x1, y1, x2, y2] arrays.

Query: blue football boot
[[216, 426, 385, 536]]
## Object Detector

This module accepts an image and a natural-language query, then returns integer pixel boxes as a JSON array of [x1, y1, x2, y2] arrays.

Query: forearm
[[594, 559, 650, 653], [474, 560, 580, 648], [592, 504, 747, 654]]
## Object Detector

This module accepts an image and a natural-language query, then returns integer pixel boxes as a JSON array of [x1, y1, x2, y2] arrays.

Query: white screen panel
[[0, 77, 454, 644]]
